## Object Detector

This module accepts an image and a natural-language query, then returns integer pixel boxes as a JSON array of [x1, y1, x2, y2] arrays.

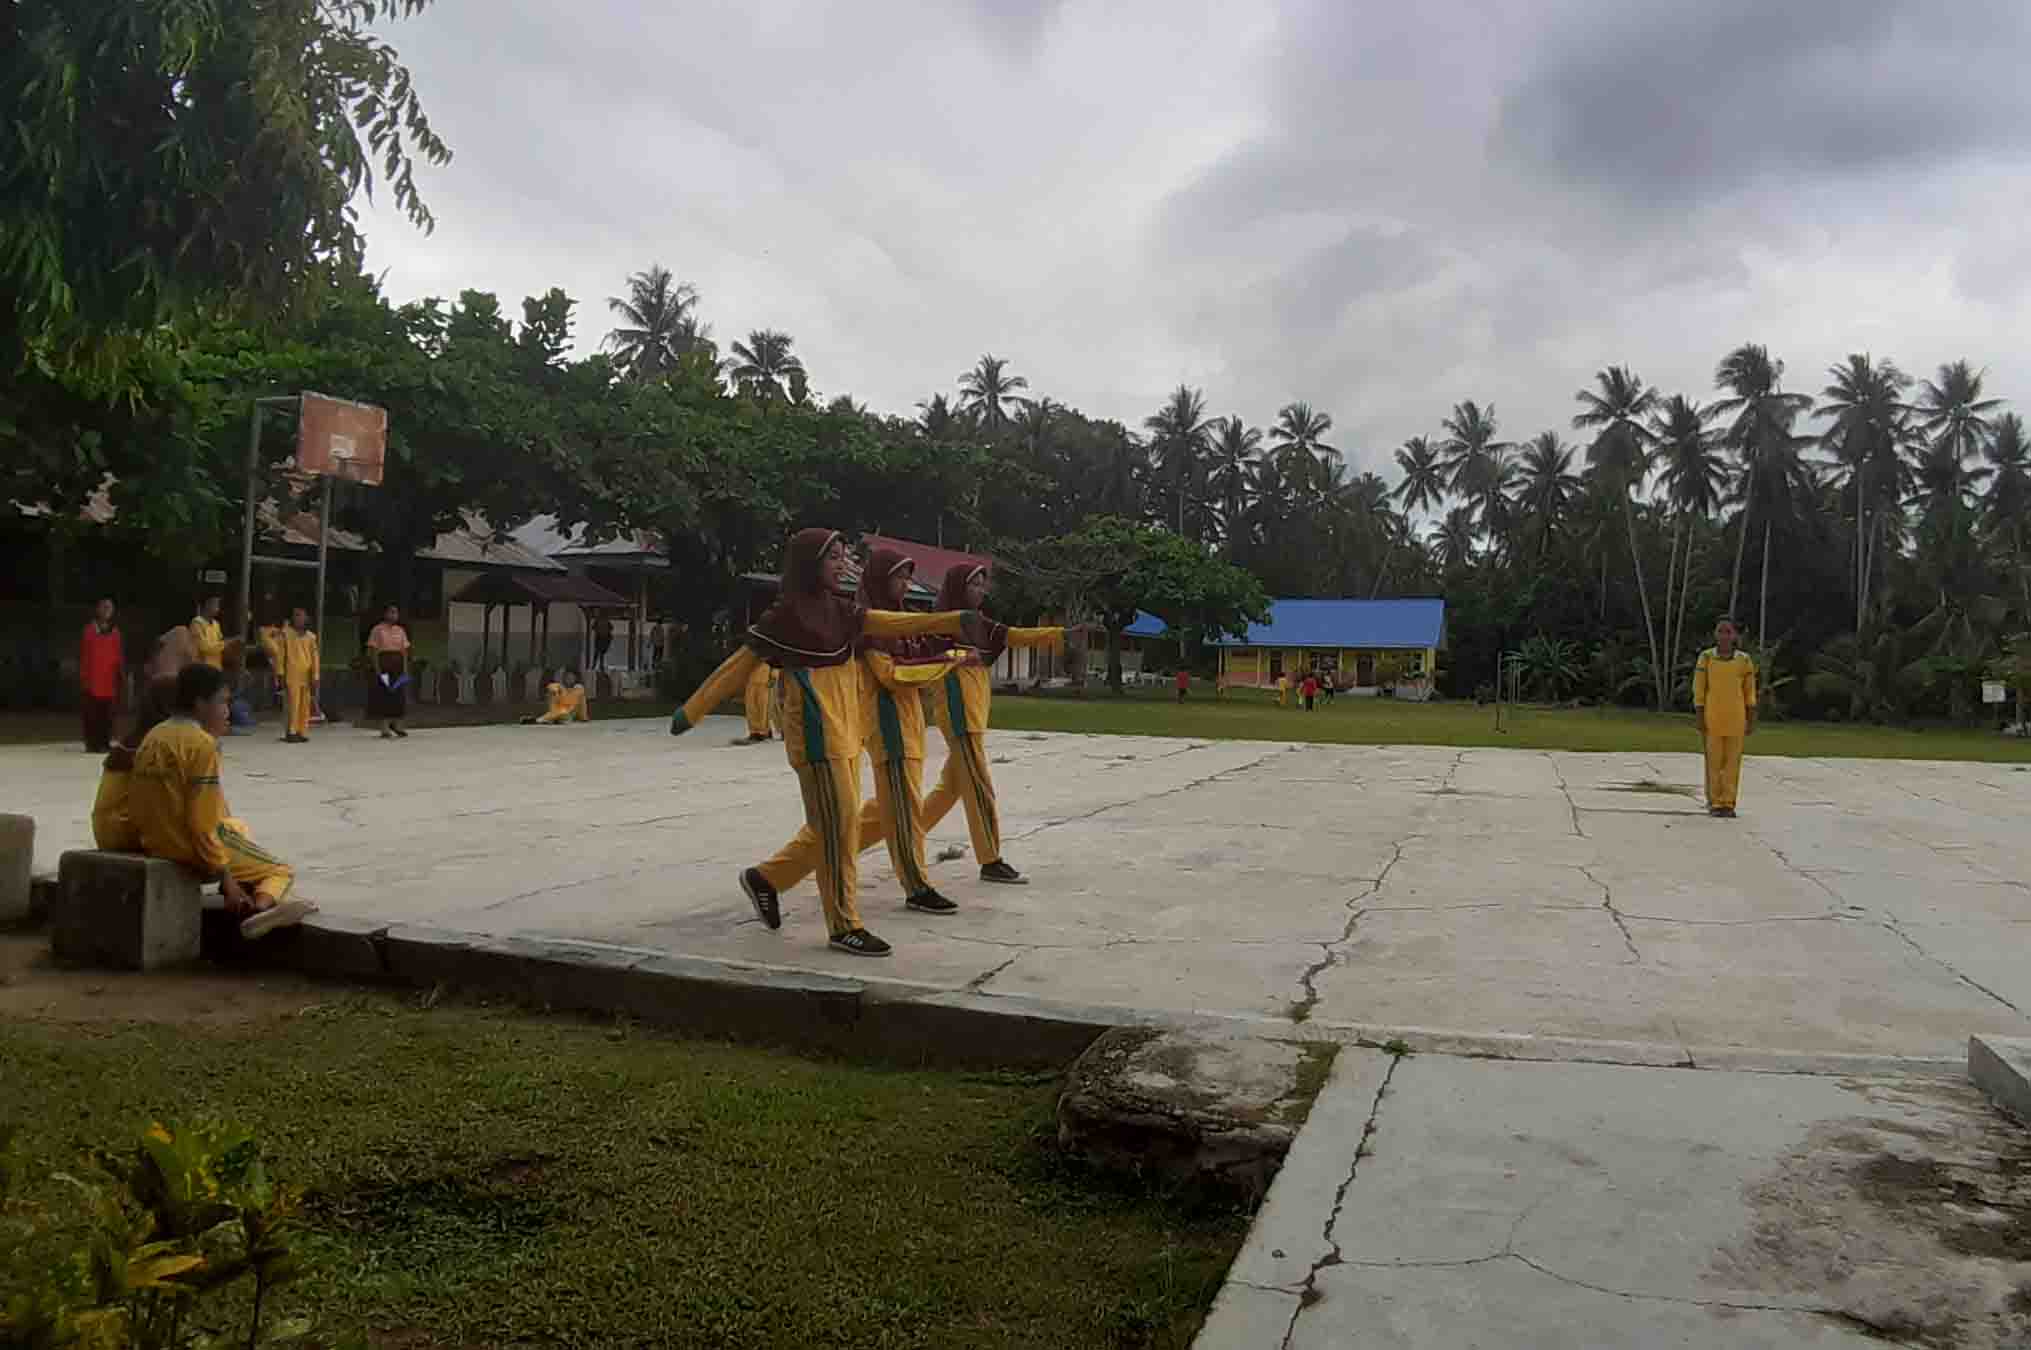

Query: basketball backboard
[[296, 391, 387, 485]]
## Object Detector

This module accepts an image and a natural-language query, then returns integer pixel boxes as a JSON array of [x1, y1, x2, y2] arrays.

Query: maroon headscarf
[[747, 528, 866, 668], [932, 562, 1005, 661], [856, 547, 918, 657]]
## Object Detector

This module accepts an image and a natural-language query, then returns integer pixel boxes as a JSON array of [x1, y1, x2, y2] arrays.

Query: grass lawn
[[984, 685, 2031, 763], [1, 992, 1243, 1349]]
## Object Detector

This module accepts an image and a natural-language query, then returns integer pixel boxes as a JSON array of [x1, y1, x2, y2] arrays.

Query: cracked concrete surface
[[14, 721, 2031, 1347], [1202, 1055, 2031, 1348], [8, 719, 2031, 1065]]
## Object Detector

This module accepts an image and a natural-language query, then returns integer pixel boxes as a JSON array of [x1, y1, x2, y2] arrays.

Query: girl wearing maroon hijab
[[913, 562, 1083, 886], [670, 529, 978, 956], [759, 546, 978, 917]]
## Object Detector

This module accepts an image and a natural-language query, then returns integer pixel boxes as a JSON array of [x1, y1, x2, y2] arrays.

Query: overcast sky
[[359, 0, 2031, 480]]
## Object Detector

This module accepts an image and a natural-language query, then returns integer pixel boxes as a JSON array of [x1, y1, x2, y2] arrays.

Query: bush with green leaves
[[1, 1122, 310, 1349]]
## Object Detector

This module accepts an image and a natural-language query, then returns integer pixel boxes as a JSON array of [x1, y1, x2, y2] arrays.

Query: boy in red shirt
[[1175, 668, 1190, 702], [79, 597, 124, 752], [1301, 673, 1319, 711]]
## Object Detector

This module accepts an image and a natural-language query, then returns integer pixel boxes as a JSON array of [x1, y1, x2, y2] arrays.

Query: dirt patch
[[1714, 1078, 2031, 1349], [0, 932, 346, 1029]]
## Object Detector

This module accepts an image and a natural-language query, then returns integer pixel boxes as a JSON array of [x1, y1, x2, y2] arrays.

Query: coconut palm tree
[[728, 329, 804, 401], [1817, 354, 1914, 633], [1269, 402, 1339, 490], [1432, 506, 1479, 573], [958, 354, 1029, 430], [1914, 360, 2002, 498], [1651, 395, 1724, 687], [1209, 416, 1263, 554], [915, 392, 966, 440], [1984, 412, 2031, 622], [603, 265, 711, 379], [1516, 431, 1579, 561], [1438, 401, 1513, 549], [1574, 366, 1664, 706], [1392, 436, 1448, 518], [1144, 385, 1214, 537], [1711, 344, 1813, 618]]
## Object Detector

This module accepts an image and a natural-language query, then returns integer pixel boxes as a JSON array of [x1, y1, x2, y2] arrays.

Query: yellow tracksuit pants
[[755, 757, 866, 937], [285, 679, 314, 737], [844, 755, 935, 896], [1704, 735, 1744, 810], [779, 755, 939, 900], [920, 731, 1001, 867]]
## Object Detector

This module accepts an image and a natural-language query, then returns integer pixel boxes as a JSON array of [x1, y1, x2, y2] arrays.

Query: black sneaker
[[1718, 807, 1738, 819], [740, 868, 781, 930], [906, 889, 958, 914], [980, 860, 1028, 886], [392, 724, 410, 738], [829, 928, 892, 957]]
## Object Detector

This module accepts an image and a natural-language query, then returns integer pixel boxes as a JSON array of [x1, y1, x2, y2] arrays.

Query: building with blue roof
[[1212, 597, 1446, 691]]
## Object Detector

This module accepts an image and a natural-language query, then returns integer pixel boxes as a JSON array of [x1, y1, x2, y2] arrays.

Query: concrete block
[[27, 872, 59, 927], [0, 814, 31, 924], [1968, 1035, 2031, 1123], [53, 851, 203, 971], [1057, 1028, 1334, 1205]]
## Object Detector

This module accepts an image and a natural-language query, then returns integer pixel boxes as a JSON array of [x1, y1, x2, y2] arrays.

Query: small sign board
[[1983, 680, 2008, 705], [201, 569, 228, 584], [297, 391, 387, 486]]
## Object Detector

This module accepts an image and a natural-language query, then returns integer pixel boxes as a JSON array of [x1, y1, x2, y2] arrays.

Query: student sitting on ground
[[522, 670, 590, 724], [130, 664, 317, 938]]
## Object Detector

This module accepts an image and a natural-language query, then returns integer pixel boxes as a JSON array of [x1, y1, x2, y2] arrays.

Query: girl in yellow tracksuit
[[526, 671, 590, 724], [669, 529, 980, 957], [277, 610, 320, 742], [741, 659, 777, 742], [766, 547, 975, 916], [91, 676, 177, 852], [917, 562, 1070, 887], [128, 664, 316, 939]]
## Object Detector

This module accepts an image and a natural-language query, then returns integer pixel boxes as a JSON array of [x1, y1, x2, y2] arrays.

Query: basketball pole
[[315, 473, 334, 651], [237, 402, 260, 643]]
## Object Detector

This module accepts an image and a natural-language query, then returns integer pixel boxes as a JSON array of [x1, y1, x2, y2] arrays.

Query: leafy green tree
[[3, 0, 448, 347], [996, 517, 1267, 690]]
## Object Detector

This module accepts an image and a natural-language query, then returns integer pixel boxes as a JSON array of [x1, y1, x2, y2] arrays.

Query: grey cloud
[[358, 0, 2031, 479], [1491, 0, 2031, 201]]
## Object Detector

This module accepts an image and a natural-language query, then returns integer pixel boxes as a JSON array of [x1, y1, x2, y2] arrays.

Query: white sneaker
[[240, 898, 319, 939]]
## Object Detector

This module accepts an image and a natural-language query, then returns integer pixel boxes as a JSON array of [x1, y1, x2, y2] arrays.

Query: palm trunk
[[1728, 464, 1755, 618], [1370, 539, 1396, 598], [1854, 461, 1867, 634], [1659, 516, 1682, 702], [1674, 523, 1697, 706], [1758, 520, 1772, 647], [1623, 495, 1663, 710]]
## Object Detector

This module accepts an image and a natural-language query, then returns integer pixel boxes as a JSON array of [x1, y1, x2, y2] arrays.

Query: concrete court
[[6, 714, 2030, 1067], [1197, 1048, 2031, 1349]]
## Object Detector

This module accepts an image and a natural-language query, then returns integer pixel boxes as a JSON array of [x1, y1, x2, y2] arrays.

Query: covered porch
[[448, 571, 633, 675]]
